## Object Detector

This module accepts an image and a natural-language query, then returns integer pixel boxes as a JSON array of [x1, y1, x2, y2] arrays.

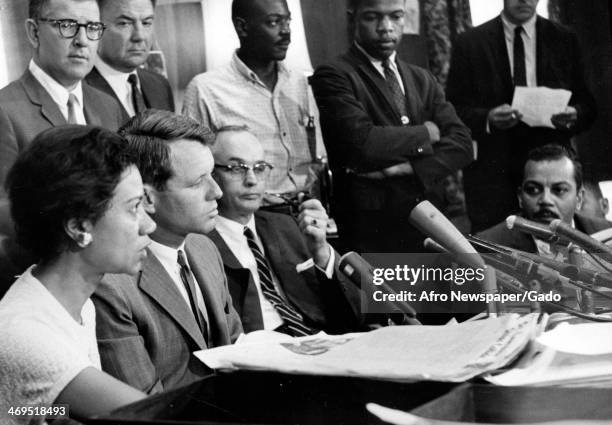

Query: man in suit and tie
[[0, 0, 124, 236], [310, 0, 472, 253], [86, 0, 174, 119], [477, 144, 611, 256], [92, 110, 242, 394], [208, 126, 363, 335], [447, 0, 597, 233]]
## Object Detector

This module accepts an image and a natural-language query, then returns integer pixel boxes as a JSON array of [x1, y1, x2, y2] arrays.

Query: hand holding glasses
[[37, 18, 106, 41]]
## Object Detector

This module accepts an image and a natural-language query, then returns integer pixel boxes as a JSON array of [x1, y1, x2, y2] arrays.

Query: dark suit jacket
[[311, 45, 472, 251], [0, 70, 124, 192], [476, 213, 612, 253], [447, 16, 597, 231], [92, 234, 242, 394], [85, 66, 175, 119], [207, 211, 363, 334]]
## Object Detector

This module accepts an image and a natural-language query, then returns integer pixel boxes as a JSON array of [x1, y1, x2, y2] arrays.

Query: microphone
[[409, 201, 497, 315], [339, 251, 420, 323], [506, 215, 568, 244], [549, 219, 612, 263]]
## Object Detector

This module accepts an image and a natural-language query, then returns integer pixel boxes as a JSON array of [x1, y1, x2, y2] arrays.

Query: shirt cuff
[[314, 245, 335, 279]]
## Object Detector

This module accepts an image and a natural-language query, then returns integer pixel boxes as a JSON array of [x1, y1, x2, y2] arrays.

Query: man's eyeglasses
[[214, 162, 274, 180], [37, 18, 106, 41]]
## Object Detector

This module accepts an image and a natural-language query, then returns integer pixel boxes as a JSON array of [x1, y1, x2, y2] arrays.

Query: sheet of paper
[[511, 86, 572, 128], [195, 315, 537, 382], [536, 322, 612, 355]]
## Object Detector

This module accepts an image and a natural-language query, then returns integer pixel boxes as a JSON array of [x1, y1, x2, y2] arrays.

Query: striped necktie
[[243, 227, 314, 337]]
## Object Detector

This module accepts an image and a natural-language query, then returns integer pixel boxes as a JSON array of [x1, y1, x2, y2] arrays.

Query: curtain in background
[[420, 0, 472, 86]]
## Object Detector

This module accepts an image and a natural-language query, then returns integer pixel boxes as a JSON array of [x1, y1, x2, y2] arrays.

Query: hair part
[[119, 109, 214, 191], [525, 144, 583, 189], [7, 125, 133, 263]]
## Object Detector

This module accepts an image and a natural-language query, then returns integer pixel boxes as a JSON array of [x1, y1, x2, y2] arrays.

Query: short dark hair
[[29, 0, 100, 20], [231, 0, 259, 21], [525, 144, 583, 189], [6, 125, 133, 263], [119, 109, 215, 191], [583, 180, 603, 199]]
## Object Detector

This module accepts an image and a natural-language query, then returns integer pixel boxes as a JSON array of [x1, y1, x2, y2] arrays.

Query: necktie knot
[[243, 226, 255, 240], [514, 25, 524, 37], [177, 250, 189, 269], [127, 73, 139, 87]]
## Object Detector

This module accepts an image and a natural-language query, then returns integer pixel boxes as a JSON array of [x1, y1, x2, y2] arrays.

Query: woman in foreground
[[0, 125, 156, 424]]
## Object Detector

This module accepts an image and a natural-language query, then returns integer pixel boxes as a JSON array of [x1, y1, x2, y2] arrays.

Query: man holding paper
[[447, 0, 596, 232]]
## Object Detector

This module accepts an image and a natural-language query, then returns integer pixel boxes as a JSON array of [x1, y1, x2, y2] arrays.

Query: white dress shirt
[[148, 240, 210, 335], [501, 12, 538, 88], [354, 42, 405, 94], [95, 58, 138, 116], [29, 59, 86, 124]]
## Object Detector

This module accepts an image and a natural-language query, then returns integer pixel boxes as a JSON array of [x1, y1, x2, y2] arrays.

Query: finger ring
[[312, 219, 318, 226]]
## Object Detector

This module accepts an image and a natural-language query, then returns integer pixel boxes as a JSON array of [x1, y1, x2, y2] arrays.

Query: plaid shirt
[[183, 51, 326, 194]]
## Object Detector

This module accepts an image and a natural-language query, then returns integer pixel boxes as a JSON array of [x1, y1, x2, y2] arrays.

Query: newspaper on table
[[486, 322, 612, 386], [512, 86, 572, 128], [195, 314, 538, 382]]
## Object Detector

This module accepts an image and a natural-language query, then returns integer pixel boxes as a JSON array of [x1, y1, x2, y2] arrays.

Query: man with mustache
[[310, 0, 472, 253], [92, 110, 242, 394], [477, 144, 611, 257], [447, 0, 596, 233], [0, 0, 124, 237], [183, 0, 327, 199], [86, 0, 175, 118]]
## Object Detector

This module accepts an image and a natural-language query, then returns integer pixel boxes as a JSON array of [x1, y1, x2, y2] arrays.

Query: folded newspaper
[[195, 315, 538, 382]]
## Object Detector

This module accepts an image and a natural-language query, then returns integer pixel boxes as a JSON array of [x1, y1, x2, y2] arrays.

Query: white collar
[[148, 239, 187, 265], [29, 59, 84, 108], [354, 42, 398, 68], [501, 12, 537, 40], [215, 214, 256, 237], [95, 57, 135, 84]]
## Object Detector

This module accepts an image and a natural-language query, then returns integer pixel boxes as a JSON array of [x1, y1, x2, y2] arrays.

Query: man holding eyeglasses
[[0, 0, 124, 236], [86, 0, 174, 118], [183, 0, 327, 201], [207, 125, 363, 335]]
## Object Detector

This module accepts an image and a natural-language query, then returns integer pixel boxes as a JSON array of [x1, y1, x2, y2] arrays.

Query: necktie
[[67, 93, 78, 124], [127, 73, 147, 115], [382, 58, 408, 118], [177, 250, 209, 343], [243, 227, 314, 337], [513, 26, 527, 87]]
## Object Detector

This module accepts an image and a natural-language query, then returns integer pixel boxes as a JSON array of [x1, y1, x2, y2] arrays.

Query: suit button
[[401, 116, 410, 125]]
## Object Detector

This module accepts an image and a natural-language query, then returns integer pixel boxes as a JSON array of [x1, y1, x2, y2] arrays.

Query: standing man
[[0, 0, 124, 235], [310, 0, 472, 253], [183, 0, 326, 198], [447, 0, 596, 232], [208, 126, 363, 335], [86, 0, 174, 119], [93, 110, 242, 394]]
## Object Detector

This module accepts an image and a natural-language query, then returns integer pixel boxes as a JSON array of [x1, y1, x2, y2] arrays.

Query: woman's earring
[[78, 232, 92, 248]]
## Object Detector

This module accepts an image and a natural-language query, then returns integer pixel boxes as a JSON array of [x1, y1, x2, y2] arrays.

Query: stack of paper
[[195, 315, 538, 382], [487, 322, 612, 386]]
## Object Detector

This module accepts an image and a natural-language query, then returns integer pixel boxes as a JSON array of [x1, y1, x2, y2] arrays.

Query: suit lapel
[[21, 70, 66, 127], [349, 46, 402, 122], [138, 249, 207, 349], [488, 17, 514, 99], [137, 69, 155, 109], [87, 67, 129, 117]]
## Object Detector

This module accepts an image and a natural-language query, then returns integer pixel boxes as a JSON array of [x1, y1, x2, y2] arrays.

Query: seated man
[[477, 144, 612, 256], [92, 110, 242, 394], [208, 125, 363, 335]]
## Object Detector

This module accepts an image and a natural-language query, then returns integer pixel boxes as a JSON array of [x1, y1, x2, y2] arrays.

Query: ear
[[65, 218, 94, 248], [233, 17, 248, 39], [143, 183, 157, 214], [602, 198, 610, 216], [575, 187, 585, 212], [25, 19, 40, 48]]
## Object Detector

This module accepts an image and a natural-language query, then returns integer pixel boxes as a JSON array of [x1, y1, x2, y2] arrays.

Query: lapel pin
[[401, 116, 410, 125]]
